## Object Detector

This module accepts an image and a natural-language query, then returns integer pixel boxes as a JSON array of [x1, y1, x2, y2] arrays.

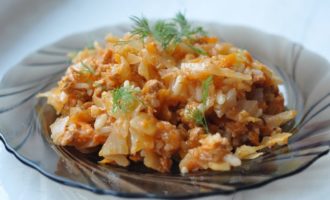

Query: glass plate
[[0, 22, 330, 199]]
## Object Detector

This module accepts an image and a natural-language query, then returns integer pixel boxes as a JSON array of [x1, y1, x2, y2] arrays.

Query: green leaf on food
[[111, 84, 141, 113], [130, 12, 208, 54], [201, 76, 213, 107]]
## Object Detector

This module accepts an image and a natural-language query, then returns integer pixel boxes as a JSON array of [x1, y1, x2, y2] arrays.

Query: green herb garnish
[[186, 43, 208, 55], [152, 20, 178, 49], [173, 12, 207, 40], [187, 76, 213, 133], [130, 16, 152, 39], [190, 108, 209, 133], [201, 76, 213, 107], [111, 84, 141, 113], [130, 12, 207, 54]]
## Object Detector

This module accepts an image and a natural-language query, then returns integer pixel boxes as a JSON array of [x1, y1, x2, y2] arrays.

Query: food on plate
[[38, 13, 296, 173]]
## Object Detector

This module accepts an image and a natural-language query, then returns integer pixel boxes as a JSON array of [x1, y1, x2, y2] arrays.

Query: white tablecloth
[[1, 0, 330, 199]]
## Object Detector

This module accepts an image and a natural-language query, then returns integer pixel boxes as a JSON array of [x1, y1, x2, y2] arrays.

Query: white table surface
[[1, 0, 330, 199]]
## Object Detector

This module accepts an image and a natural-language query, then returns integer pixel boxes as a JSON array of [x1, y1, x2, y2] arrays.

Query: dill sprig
[[173, 12, 206, 40], [80, 62, 95, 74], [111, 84, 141, 113], [130, 12, 207, 54], [201, 76, 213, 107], [189, 108, 209, 133], [187, 76, 213, 133], [153, 20, 178, 49], [130, 16, 151, 39], [186, 43, 208, 55]]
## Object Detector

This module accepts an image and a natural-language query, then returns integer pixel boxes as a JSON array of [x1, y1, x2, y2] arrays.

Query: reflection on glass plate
[[0, 23, 330, 199]]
